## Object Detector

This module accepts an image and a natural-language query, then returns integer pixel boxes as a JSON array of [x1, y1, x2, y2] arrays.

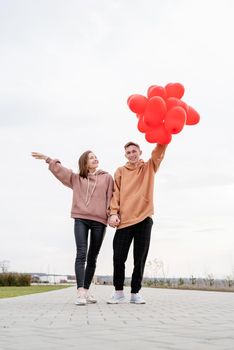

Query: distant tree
[[166, 278, 172, 287], [0, 260, 10, 273], [178, 278, 184, 286], [145, 259, 165, 279], [225, 275, 233, 288], [159, 279, 165, 286], [145, 261, 153, 277], [207, 273, 214, 286], [190, 275, 197, 285]]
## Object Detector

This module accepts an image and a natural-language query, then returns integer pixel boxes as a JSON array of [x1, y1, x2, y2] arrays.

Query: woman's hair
[[78, 150, 92, 178]]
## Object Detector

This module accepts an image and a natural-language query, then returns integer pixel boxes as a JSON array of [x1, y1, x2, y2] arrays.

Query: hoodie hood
[[124, 159, 144, 171], [87, 169, 108, 176]]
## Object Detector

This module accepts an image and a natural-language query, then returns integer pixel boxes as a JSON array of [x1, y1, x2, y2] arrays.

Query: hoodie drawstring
[[85, 174, 98, 207]]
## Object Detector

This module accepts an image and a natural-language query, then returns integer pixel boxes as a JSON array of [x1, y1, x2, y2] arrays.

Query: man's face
[[125, 145, 142, 164]]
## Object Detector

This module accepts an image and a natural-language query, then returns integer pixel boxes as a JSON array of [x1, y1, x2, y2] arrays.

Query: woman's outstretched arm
[[31, 152, 48, 160], [31, 152, 74, 189]]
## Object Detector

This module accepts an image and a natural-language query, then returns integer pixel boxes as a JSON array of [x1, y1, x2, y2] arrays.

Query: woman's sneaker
[[107, 292, 126, 304], [85, 294, 97, 304], [130, 293, 146, 304], [75, 294, 87, 306]]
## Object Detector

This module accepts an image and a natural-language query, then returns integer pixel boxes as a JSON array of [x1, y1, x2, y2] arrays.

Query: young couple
[[32, 141, 167, 305]]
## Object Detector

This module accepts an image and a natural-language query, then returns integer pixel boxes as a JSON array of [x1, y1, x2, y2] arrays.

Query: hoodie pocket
[[130, 194, 150, 219]]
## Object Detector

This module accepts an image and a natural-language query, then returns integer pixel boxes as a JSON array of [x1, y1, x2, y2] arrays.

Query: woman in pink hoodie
[[32, 150, 114, 305]]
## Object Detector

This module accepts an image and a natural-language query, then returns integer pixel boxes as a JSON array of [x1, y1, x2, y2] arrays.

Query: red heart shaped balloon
[[144, 96, 167, 128]]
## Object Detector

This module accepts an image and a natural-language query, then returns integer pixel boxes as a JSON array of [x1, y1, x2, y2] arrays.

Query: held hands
[[31, 152, 48, 161], [109, 214, 120, 228]]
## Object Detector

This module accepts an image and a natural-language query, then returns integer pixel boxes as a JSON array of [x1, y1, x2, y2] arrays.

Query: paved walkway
[[0, 285, 234, 349]]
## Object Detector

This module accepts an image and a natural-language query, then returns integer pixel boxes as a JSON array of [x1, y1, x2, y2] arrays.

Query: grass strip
[[0, 285, 72, 299]]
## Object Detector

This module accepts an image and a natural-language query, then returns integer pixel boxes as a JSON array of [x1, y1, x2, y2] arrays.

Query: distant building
[[94, 275, 131, 286], [30, 273, 72, 284]]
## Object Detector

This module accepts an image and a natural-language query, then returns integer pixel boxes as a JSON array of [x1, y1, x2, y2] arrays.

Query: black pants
[[74, 218, 106, 289], [113, 217, 153, 293]]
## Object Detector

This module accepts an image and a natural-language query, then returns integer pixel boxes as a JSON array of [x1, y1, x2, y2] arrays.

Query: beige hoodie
[[110, 144, 167, 229], [46, 158, 114, 225]]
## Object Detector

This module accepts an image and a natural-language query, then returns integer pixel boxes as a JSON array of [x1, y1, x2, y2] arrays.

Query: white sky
[[0, 0, 234, 279]]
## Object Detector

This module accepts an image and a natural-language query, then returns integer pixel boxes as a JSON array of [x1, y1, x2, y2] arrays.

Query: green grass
[[0, 285, 72, 299]]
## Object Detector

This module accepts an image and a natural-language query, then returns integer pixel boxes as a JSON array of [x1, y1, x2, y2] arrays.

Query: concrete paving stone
[[1, 284, 234, 349]]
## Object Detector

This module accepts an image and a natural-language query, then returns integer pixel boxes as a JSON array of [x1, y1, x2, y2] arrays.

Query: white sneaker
[[85, 293, 97, 304], [75, 294, 87, 305], [130, 293, 146, 304], [107, 292, 126, 304]]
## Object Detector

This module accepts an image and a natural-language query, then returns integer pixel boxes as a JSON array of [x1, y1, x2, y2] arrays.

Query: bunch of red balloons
[[127, 83, 200, 144]]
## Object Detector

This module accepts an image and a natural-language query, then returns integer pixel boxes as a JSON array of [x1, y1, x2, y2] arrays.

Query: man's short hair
[[124, 141, 140, 150]]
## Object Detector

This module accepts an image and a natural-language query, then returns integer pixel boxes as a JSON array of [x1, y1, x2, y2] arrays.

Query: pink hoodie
[[46, 158, 114, 225]]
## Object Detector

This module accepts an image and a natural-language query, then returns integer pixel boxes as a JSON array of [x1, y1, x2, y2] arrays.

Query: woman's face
[[87, 152, 99, 172]]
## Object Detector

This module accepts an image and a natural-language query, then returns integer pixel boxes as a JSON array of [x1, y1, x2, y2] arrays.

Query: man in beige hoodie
[[107, 142, 167, 304]]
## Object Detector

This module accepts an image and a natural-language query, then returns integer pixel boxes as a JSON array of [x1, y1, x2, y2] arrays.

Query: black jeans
[[74, 218, 106, 289], [113, 217, 153, 293]]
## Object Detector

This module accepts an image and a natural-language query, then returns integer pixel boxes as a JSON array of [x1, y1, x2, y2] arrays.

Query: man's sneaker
[[130, 293, 146, 304], [107, 292, 126, 304], [85, 293, 97, 304], [75, 294, 87, 306]]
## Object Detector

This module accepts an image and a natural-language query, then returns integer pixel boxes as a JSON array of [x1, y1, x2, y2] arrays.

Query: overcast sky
[[0, 0, 234, 279]]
